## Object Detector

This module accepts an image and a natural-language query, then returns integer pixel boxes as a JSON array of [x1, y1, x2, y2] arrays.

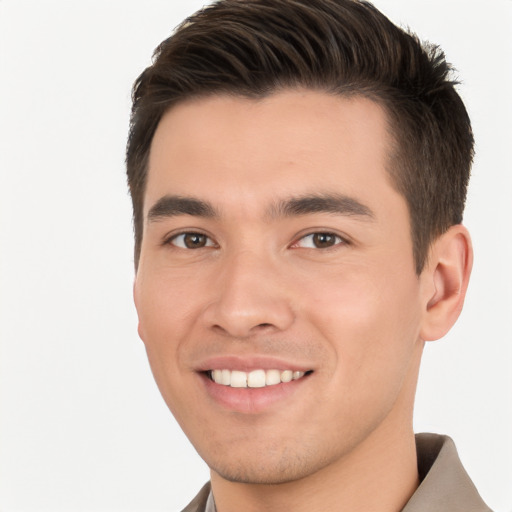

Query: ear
[[420, 225, 473, 342]]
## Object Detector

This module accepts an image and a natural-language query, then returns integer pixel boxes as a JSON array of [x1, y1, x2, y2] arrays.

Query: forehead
[[145, 90, 397, 218]]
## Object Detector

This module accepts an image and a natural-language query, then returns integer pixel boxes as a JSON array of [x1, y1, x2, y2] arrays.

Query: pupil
[[313, 233, 335, 248], [185, 233, 205, 248]]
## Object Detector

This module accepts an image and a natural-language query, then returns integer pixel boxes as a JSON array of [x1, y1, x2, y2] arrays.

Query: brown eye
[[184, 233, 207, 248], [312, 233, 337, 248], [294, 232, 344, 249], [170, 233, 214, 249]]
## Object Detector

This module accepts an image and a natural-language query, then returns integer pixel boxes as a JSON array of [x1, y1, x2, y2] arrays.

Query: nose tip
[[202, 256, 295, 338], [208, 303, 295, 339]]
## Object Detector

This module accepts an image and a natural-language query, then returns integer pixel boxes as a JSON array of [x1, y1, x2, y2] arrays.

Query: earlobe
[[420, 225, 473, 341]]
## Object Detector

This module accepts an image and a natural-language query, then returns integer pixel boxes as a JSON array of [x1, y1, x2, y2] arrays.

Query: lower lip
[[199, 372, 310, 414]]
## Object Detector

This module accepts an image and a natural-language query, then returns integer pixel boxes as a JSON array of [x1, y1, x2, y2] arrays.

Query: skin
[[134, 90, 472, 512]]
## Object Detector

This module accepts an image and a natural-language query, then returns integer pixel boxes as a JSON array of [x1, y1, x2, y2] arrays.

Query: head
[[127, 0, 474, 489], [127, 0, 474, 274]]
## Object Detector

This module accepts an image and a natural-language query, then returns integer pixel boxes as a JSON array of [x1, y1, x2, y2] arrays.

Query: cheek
[[136, 270, 198, 341], [134, 275, 206, 428], [134, 272, 199, 394], [298, 263, 422, 382]]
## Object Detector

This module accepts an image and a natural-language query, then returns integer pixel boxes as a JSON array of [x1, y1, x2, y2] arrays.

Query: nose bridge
[[205, 246, 295, 337]]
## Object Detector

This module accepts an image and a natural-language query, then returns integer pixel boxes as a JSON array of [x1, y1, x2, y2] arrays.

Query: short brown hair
[[126, 0, 474, 273]]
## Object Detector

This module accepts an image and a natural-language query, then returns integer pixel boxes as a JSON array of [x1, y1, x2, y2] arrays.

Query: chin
[[206, 446, 332, 485], [211, 463, 308, 486]]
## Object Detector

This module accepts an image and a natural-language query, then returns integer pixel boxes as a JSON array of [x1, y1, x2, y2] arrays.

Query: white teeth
[[230, 370, 247, 388], [265, 369, 281, 386], [212, 369, 222, 383], [210, 368, 309, 387], [281, 370, 293, 383], [247, 369, 266, 388], [221, 369, 231, 386]]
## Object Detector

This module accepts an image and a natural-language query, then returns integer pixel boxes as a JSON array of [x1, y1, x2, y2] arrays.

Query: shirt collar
[[402, 433, 491, 511], [204, 488, 216, 512]]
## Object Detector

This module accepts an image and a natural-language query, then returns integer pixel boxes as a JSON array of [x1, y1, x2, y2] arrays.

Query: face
[[134, 91, 429, 485]]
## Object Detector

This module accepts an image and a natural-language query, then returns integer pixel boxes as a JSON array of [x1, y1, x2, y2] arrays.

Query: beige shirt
[[181, 434, 492, 512]]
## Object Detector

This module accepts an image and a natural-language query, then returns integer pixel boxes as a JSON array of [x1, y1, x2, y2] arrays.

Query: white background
[[0, 1, 510, 511]]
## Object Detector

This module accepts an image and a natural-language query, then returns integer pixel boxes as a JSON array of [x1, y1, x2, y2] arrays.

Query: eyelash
[[164, 231, 348, 250]]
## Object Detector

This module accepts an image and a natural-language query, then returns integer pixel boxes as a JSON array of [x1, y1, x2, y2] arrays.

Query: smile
[[208, 369, 310, 388]]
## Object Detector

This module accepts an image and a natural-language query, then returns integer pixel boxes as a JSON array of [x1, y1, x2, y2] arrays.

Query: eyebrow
[[147, 195, 218, 222], [268, 193, 375, 220], [146, 193, 374, 223]]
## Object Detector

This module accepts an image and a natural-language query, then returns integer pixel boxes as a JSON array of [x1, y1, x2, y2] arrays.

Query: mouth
[[206, 368, 313, 388], [196, 356, 315, 413]]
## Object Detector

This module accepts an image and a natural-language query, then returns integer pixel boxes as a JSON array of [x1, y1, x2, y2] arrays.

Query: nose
[[202, 250, 295, 338]]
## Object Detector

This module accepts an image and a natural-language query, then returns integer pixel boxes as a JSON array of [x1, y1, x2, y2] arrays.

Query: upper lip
[[195, 355, 314, 373]]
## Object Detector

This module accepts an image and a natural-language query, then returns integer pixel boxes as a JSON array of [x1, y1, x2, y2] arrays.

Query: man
[[126, 0, 491, 510]]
